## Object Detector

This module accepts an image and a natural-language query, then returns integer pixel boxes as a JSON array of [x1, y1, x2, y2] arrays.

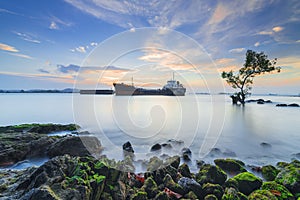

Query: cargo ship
[[113, 74, 186, 96]]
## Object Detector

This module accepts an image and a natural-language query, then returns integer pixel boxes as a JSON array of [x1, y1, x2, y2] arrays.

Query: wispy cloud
[[49, 21, 59, 30], [254, 42, 260, 47], [0, 43, 19, 52], [272, 26, 284, 32], [8, 53, 33, 59], [229, 48, 245, 53], [13, 32, 41, 43]]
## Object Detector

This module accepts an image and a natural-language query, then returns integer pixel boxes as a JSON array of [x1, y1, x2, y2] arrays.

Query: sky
[[0, 0, 300, 94]]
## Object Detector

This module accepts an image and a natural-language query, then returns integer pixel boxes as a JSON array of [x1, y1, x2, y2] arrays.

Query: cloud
[[0, 43, 19, 52], [7, 53, 33, 59], [90, 42, 98, 46], [229, 48, 245, 53], [272, 26, 284, 32], [49, 21, 59, 30], [57, 64, 80, 73], [38, 69, 50, 74], [13, 32, 41, 43], [254, 42, 260, 47]]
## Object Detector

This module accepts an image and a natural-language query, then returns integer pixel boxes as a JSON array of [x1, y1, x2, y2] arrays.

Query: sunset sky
[[0, 1, 300, 94]]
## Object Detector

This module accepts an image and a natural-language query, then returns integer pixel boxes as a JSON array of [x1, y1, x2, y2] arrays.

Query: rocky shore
[[0, 124, 300, 200]]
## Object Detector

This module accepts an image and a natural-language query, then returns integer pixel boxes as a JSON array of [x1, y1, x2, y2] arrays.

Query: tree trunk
[[230, 95, 238, 104]]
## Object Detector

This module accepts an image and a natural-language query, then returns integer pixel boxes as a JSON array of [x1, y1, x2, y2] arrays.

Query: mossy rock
[[261, 165, 279, 181], [178, 163, 192, 178], [165, 156, 180, 169], [203, 183, 224, 200], [131, 191, 148, 200], [214, 158, 247, 174], [184, 191, 198, 199], [163, 174, 184, 195], [276, 162, 289, 169], [262, 181, 294, 200], [231, 172, 262, 195], [248, 190, 277, 200], [147, 156, 164, 172], [222, 187, 248, 200], [204, 194, 218, 200], [196, 164, 227, 185], [154, 191, 169, 200], [142, 177, 158, 198], [275, 162, 300, 195]]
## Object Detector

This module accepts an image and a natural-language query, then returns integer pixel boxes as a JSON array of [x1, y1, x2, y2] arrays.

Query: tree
[[221, 50, 280, 105]]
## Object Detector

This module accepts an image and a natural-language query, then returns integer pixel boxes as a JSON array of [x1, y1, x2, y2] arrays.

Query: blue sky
[[0, 0, 300, 94]]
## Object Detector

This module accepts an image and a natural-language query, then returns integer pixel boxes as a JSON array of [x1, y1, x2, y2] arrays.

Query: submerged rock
[[276, 104, 288, 107], [230, 172, 262, 195], [181, 147, 192, 161], [288, 103, 299, 107], [196, 164, 227, 185], [151, 143, 162, 151], [260, 142, 272, 148], [122, 141, 134, 153]]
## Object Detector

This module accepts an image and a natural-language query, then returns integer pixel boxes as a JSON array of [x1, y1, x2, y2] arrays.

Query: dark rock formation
[[47, 136, 102, 158], [196, 164, 227, 185], [276, 104, 288, 107], [261, 165, 279, 181], [214, 158, 247, 174], [288, 103, 299, 107], [123, 141, 134, 153], [150, 143, 162, 151], [230, 172, 262, 195]]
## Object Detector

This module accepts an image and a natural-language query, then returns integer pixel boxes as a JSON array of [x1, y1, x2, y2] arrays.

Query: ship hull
[[113, 83, 185, 96]]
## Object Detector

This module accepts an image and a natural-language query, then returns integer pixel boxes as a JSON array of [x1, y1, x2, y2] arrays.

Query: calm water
[[1, 93, 299, 170]]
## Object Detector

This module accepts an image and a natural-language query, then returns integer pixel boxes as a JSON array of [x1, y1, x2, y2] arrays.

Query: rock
[[167, 139, 184, 146], [222, 187, 248, 200], [257, 101, 264, 104], [196, 160, 205, 168], [275, 160, 300, 195], [147, 156, 163, 172], [178, 177, 202, 199], [154, 191, 169, 200], [292, 153, 300, 159], [165, 156, 180, 169], [276, 161, 289, 169], [204, 194, 218, 200], [247, 165, 262, 173], [196, 164, 227, 185], [151, 143, 162, 151], [184, 191, 198, 199], [182, 147, 192, 161], [122, 141, 134, 153], [163, 174, 184, 195], [288, 103, 300, 107], [203, 183, 224, 200], [47, 136, 102, 158], [178, 163, 191, 178], [214, 158, 246, 174], [276, 104, 288, 107], [27, 185, 60, 200], [262, 181, 294, 200], [161, 143, 172, 149], [208, 148, 222, 157], [261, 165, 279, 181], [142, 177, 158, 198], [222, 150, 237, 157], [248, 190, 277, 200], [265, 100, 272, 103], [230, 172, 262, 195], [260, 142, 272, 148], [131, 191, 147, 200]]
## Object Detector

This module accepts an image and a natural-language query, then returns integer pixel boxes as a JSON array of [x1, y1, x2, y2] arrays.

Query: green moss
[[204, 194, 218, 200], [203, 183, 224, 199], [196, 164, 227, 185], [275, 164, 300, 194], [234, 172, 260, 182], [214, 158, 247, 174], [262, 181, 294, 200], [232, 172, 262, 195], [261, 165, 279, 181], [131, 191, 147, 200], [248, 190, 277, 200], [185, 191, 198, 199]]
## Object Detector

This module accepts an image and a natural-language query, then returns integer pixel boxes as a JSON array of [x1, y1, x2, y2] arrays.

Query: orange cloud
[[0, 43, 18, 52]]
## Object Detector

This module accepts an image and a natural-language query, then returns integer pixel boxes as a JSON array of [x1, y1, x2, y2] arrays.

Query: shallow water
[[0, 93, 299, 170]]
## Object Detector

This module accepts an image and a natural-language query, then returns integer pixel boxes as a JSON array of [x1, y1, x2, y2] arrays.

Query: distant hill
[[0, 88, 80, 93]]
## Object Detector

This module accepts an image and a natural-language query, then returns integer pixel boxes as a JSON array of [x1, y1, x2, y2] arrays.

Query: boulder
[[196, 164, 227, 185], [47, 136, 102, 158], [230, 172, 262, 195], [260, 142, 272, 148], [214, 158, 246, 174], [248, 190, 277, 200], [141, 177, 158, 198], [202, 183, 224, 200], [151, 143, 162, 151], [163, 174, 185, 195], [261, 165, 279, 181], [275, 160, 300, 195], [222, 187, 248, 200], [288, 103, 300, 107], [262, 181, 294, 200], [178, 163, 192, 178], [182, 147, 192, 161], [178, 177, 202, 199], [204, 194, 218, 200], [276, 104, 288, 107], [122, 141, 134, 153]]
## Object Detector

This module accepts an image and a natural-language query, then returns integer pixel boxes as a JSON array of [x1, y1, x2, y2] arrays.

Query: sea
[[0, 93, 299, 171]]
